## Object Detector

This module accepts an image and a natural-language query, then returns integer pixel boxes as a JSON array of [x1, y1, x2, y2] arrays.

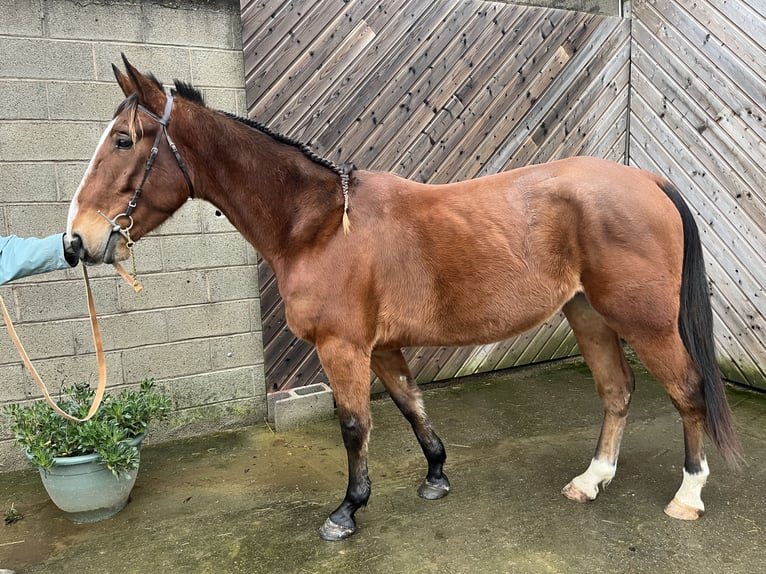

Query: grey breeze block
[[266, 383, 335, 432]]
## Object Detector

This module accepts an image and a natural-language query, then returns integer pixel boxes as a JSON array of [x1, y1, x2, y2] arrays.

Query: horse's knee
[[338, 412, 370, 450]]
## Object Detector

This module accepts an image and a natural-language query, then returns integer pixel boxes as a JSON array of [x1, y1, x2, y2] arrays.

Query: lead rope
[[117, 230, 142, 292], [0, 265, 107, 423]]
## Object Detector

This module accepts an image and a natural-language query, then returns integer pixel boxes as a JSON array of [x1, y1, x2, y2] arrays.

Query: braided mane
[[168, 79, 350, 178], [221, 111, 348, 177]]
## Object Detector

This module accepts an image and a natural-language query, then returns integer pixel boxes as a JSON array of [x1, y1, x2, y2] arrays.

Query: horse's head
[[67, 55, 194, 264]]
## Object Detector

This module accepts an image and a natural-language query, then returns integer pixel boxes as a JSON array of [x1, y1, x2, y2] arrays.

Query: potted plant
[[3, 378, 171, 523]]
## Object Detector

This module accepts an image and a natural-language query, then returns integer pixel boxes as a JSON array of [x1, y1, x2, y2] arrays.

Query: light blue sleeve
[[0, 234, 73, 286]]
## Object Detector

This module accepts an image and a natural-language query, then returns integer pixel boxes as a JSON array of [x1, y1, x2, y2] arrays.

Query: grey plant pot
[[29, 434, 145, 523]]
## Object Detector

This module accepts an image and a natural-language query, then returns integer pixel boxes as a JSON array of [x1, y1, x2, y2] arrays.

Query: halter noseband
[[98, 93, 194, 239]]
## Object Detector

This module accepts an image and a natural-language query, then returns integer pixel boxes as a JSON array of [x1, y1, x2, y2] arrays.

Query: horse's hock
[[266, 383, 335, 432]]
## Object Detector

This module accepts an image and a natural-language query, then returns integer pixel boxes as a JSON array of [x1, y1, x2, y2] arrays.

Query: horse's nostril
[[66, 233, 84, 262]]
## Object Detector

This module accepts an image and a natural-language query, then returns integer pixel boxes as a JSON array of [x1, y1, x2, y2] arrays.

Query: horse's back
[[355, 156, 681, 278]]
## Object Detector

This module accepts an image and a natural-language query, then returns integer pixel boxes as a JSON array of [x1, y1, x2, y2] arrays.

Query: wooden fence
[[631, 0, 766, 390], [242, 0, 631, 391]]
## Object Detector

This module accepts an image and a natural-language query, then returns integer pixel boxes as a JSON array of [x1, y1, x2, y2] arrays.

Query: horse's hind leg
[[371, 348, 450, 499], [561, 293, 635, 503], [626, 333, 709, 520]]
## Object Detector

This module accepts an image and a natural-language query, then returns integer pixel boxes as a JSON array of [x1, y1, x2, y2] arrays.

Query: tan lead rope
[[0, 265, 115, 423]]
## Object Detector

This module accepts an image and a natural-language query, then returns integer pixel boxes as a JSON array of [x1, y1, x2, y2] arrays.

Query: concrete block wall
[[0, 0, 265, 471]]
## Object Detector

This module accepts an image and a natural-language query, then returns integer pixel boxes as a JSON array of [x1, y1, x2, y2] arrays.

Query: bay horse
[[67, 56, 741, 541]]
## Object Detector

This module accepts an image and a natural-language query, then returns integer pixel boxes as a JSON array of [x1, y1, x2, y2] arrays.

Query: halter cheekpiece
[[132, 94, 195, 214], [98, 93, 194, 240]]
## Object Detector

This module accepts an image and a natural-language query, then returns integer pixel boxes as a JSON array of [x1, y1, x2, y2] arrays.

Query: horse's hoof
[[418, 479, 450, 500], [561, 481, 593, 503], [319, 517, 355, 541], [664, 497, 704, 521]]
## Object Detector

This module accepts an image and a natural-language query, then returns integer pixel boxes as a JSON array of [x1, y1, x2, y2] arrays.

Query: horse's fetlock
[[421, 436, 446, 461]]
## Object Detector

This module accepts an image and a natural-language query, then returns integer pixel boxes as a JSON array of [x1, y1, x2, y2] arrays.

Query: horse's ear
[[120, 54, 166, 113], [113, 62, 135, 97]]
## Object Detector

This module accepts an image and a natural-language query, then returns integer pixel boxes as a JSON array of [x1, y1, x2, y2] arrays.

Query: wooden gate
[[241, 0, 631, 391], [631, 0, 766, 390]]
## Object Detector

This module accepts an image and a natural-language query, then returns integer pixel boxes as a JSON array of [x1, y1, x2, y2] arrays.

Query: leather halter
[[98, 93, 194, 238]]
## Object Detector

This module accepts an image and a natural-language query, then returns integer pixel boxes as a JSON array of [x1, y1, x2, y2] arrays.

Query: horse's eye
[[115, 135, 133, 150]]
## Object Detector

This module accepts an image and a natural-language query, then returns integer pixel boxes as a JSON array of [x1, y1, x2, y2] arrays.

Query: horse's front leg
[[315, 338, 373, 541]]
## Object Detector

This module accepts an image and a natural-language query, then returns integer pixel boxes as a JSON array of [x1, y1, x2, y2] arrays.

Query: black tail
[[659, 181, 743, 467]]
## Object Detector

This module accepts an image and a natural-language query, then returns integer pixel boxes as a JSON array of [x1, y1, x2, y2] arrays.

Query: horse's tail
[[659, 181, 743, 468]]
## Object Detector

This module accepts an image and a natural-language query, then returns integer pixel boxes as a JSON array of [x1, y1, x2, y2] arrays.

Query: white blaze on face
[[67, 119, 116, 236]]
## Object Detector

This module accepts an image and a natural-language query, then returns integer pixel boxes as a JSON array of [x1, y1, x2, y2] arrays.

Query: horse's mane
[[172, 80, 205, 106], [169, 79, 353, 228], [223, 112, 348, 176], [170, 80, 350, 179]]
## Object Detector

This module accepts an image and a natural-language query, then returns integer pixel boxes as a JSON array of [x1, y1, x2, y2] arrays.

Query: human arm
[[0, 234, 78, 286]]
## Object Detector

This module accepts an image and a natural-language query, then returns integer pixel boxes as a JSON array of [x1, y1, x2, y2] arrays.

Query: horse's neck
[[187, 122, 341, 267]]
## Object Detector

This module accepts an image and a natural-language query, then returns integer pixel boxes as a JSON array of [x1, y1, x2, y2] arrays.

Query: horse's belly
[[379, 286, 577, 348]]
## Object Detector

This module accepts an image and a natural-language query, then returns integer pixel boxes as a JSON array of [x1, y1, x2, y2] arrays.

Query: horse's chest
[[278, 268, 367, 343]]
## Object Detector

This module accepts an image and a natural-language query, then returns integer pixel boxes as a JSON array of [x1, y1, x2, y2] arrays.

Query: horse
[[66, 55, 742, 541]]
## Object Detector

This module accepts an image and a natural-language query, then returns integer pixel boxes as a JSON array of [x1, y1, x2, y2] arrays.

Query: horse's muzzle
[[70, 230, 124, 265]]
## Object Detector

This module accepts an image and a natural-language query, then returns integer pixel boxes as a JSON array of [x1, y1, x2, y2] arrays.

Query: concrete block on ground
[[267, 383, 335, 431]]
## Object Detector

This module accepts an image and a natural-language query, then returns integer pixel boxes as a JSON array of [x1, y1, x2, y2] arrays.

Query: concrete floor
[[1, 359, 765, 573]]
